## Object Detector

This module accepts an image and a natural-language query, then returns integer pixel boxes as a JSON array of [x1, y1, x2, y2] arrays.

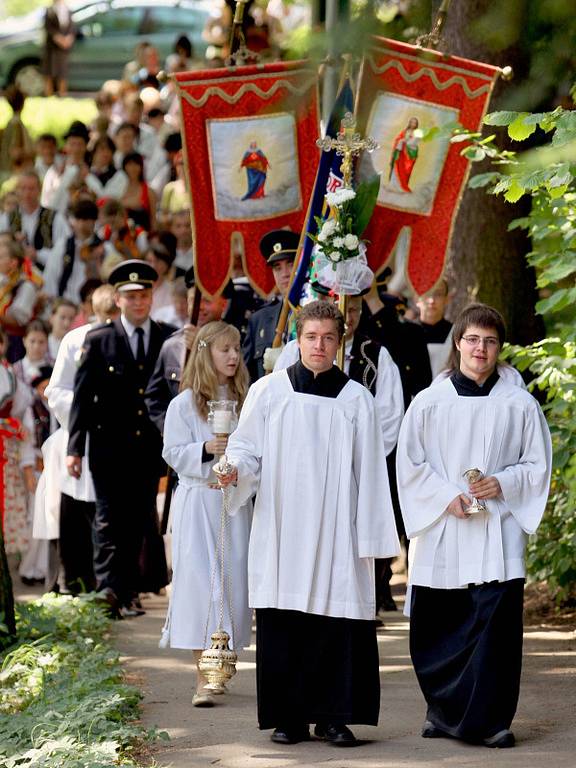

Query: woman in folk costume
[[0, 237, 42, 363], [160, 321, 252, 707], [0, 328, 35, 562], [396, 303, 552, 749], [388, 116, 420, 193]]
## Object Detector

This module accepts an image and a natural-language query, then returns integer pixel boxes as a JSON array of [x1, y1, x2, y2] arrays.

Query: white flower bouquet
[[309, 176, 380, 296]]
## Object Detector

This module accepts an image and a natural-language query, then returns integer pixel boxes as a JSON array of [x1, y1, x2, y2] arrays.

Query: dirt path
[[115, 585, 576, 768]]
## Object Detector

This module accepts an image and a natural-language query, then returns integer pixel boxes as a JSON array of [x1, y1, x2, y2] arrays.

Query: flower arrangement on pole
[[310, 174, 380, 296]]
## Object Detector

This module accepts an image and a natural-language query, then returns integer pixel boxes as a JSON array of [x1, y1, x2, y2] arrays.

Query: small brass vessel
[[198, 630, 237, 692]]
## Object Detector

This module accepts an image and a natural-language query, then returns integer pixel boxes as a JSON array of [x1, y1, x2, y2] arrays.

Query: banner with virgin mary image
[[174, 61, 319, 298], [355, 37, 501, 296]]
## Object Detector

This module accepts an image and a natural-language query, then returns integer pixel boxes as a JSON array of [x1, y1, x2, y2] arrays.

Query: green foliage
[[463, 106, 576, 602], [0, 97, 97, 145], [0, 594, 168, 767], [349, 174, 381, 236], [0, 0, 48, 20]]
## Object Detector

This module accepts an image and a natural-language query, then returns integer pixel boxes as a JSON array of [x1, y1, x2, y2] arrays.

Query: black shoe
[[119, 601, 146, 618], [380, 598, 398, 612], [483, 730, 515, 748], [314, 723, 357, 746], [270, 726, 310, 744], [421, 721, 449, 739]]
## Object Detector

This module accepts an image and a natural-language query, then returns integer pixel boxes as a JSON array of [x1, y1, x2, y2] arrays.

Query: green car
[[0, 0, 212, 95]]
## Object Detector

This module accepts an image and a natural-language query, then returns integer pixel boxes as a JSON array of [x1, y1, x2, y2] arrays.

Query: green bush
[[459, 108, 576, 603], [0, 594, 167, 767], [0, 97, 97, 145]]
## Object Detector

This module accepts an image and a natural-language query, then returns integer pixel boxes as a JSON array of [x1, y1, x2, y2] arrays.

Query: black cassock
[[255, 361, 380, 730], [410, 371, 525, 743]]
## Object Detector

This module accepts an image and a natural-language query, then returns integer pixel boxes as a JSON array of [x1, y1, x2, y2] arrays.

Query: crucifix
[[316, 112, 378, 369]]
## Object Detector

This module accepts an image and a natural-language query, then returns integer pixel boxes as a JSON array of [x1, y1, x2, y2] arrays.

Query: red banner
[[175, 61, 319, 298], [356, 37, 500, 296]]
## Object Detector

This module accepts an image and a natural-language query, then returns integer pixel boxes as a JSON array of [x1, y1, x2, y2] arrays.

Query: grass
[[0, 96, 97, 144], [0, 593, 168, 767]]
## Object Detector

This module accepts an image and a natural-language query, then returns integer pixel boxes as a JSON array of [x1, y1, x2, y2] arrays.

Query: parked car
[[0, 0, 212, 95]]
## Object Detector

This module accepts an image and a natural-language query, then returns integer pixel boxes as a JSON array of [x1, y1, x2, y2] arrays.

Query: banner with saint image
[[174, 61, 319, 298], [355, 37, 501, 296]]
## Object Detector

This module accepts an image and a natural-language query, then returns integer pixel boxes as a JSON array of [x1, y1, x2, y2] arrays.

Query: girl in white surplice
[[160, 321, 252, 708]]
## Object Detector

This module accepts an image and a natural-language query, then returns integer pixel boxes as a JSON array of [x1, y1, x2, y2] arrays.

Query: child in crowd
[[34, 134, 59, 181], [48, 298, 77, 359], [160, 321, 252, 707], [13, 319, 53, 387], [13, 319, 53, 585]]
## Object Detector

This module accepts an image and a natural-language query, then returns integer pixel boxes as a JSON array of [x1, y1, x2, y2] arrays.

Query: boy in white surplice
[[218, 301, 400, 747], [397, 303, 552, 749]]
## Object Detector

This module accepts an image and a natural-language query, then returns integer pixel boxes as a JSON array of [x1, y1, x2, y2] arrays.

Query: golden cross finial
[[316, 112, 378, 187]]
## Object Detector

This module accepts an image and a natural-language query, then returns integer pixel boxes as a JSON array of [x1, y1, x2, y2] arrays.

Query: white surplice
[[274, 338, 404, 456], [226, 369, 401, 621], [160, 390, 252, 650], [396, 377, 552, 595]]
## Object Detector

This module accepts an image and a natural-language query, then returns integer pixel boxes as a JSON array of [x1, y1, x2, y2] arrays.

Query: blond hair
[[181, 321, 249, 420]]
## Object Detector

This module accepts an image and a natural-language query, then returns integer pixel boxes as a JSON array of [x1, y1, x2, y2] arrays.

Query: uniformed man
[[242, 229, 298, 381], [415, 278, 453, 378], [66, 260, 173, 617]]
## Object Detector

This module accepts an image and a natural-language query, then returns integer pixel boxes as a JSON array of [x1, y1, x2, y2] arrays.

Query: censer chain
[[202, 482, 235, 649]]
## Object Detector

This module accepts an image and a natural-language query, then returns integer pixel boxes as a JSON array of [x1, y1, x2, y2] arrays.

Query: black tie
[[135, 327, 146, 368]]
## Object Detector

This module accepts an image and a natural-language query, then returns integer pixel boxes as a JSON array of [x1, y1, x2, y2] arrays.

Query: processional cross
[[316, 112, 378, 369]]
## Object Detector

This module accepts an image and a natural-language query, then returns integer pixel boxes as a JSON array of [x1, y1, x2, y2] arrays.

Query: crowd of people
[[0, 4, 553, 753]]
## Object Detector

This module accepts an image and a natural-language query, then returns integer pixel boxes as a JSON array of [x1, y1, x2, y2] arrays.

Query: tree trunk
[[437, 0, 543, 344]]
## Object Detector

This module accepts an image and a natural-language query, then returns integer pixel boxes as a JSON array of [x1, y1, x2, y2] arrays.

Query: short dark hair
[[116, 122, 139, 137], [37, 133, 57, 145], [452, 303, 506, 347], [175, 35, 193, 58], [5, 85, 25, 112], [51, 297, 77, 315], [70, 198, 99, 221], [24, 319, 49, 338], [296, 301, 345, 341], [79, 278, 103, 303]]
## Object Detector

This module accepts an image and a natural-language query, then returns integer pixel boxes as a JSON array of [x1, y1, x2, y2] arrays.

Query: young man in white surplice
[[160, 321, 252, 708], [396, 303, 552, 749], [218, 301, 400, 747]]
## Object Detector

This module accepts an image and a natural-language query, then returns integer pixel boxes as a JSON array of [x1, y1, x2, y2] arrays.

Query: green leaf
[[548, 184, 568, 199], [468, 172, 501, 189], [483, 110, 520, 126], [349, 174, 381, 236], [508, 113, 537, 141], [504, 180, 525, 202], [536, 289, 571, 315]]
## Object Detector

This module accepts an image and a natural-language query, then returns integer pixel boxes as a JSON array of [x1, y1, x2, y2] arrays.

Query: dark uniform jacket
[[68, 317, 173, 474], [242, 298, 282, 382], [360, 305, 432, 409], [145, 328, 186, 435]]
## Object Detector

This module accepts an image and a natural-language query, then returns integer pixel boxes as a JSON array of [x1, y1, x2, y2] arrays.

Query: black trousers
[[255, 608, 380, 730], [91, 465, 166, 605], [59, 493, 96, 594], [410, 579, 524, 742]]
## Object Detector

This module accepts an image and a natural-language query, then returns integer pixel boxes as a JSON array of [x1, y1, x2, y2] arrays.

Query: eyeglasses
[[461, 335, 500, 348]]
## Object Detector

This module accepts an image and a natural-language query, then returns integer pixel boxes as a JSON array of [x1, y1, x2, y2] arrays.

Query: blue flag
[[287, 79, 355, 309]]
